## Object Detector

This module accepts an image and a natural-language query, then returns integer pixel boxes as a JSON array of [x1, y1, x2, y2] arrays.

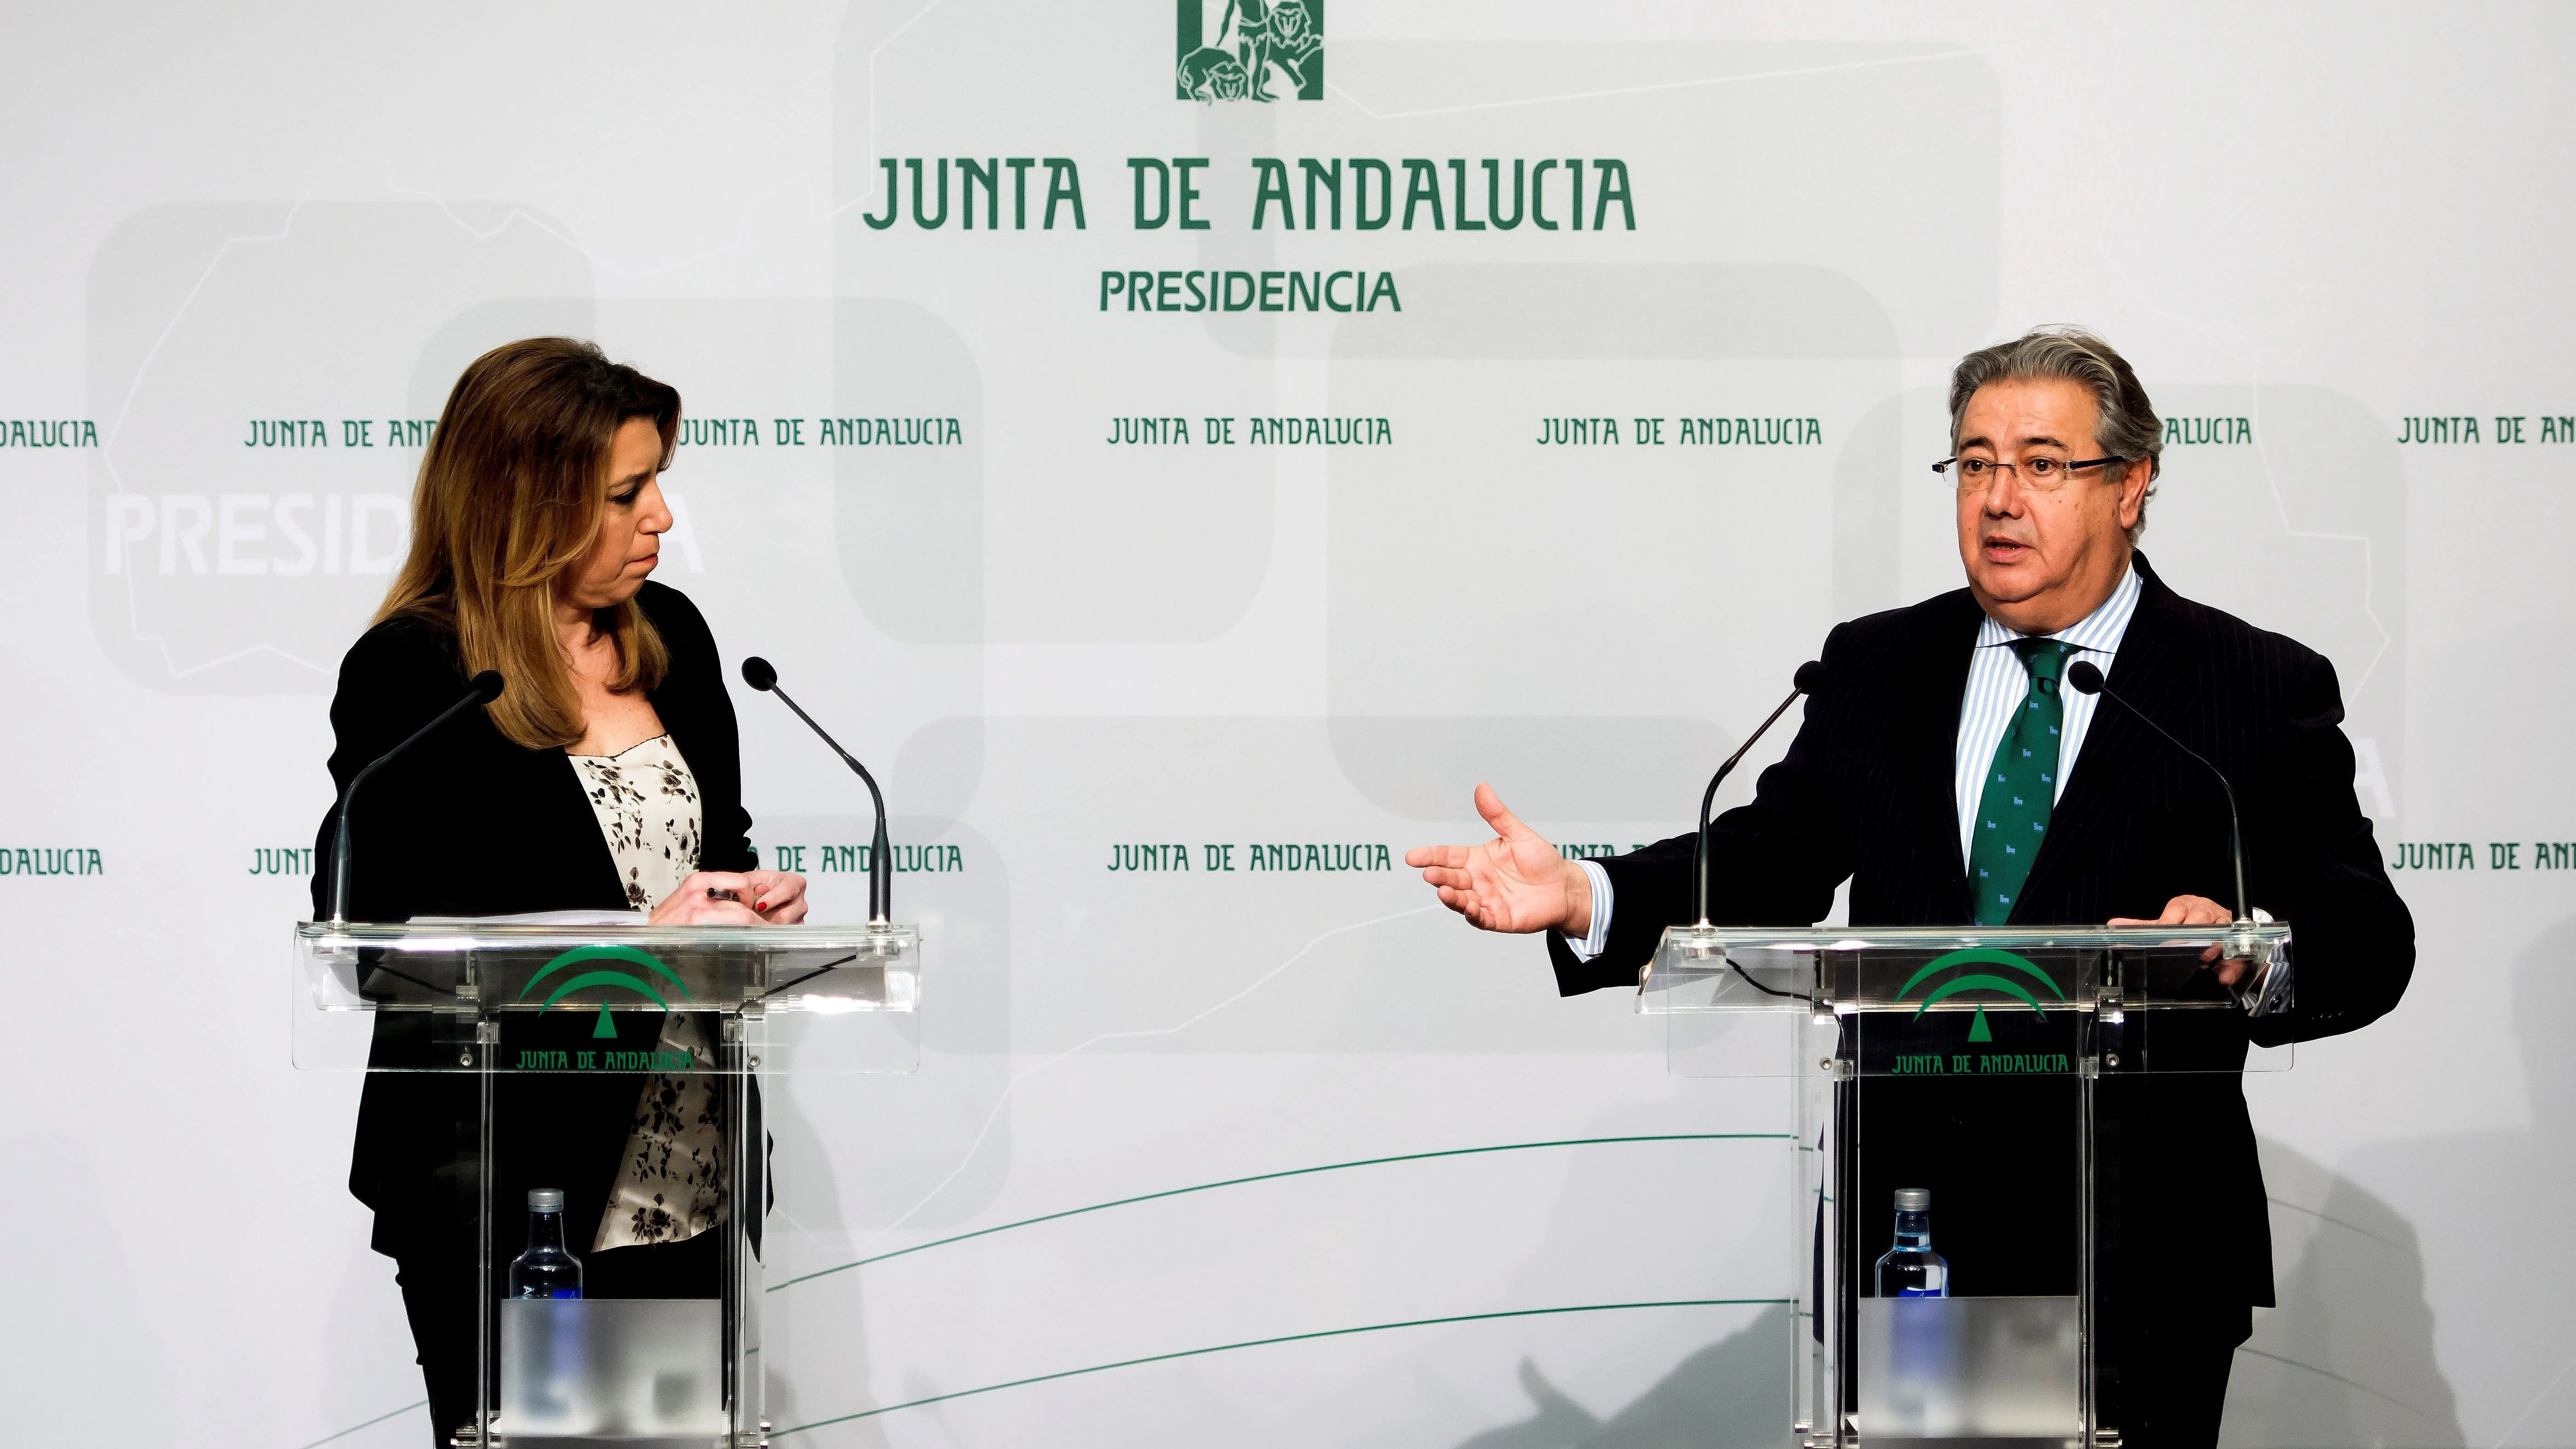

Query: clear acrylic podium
[[1643, 922, 2293, 1449], [294, 919, 921, 1449]]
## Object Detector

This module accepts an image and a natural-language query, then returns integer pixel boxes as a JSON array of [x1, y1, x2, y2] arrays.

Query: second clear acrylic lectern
[[1642, 922, 2293, 1449]]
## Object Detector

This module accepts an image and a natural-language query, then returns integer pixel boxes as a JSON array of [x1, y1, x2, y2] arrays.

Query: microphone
[[1692, 661, 1826, 926], [741, 657, 891, 925], [2064, 659, 2248, 925], [325, 670, 503, 923]]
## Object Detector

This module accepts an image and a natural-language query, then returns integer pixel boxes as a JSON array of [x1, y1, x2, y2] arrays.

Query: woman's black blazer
[[308, 581, 757, 1251], [307, 580, 753, 924]]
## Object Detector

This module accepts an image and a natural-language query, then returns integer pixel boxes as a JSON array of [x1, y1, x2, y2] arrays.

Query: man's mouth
[[1982, 535, 2031, 560]]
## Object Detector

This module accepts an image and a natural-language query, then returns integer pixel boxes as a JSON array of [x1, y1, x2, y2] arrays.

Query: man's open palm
[[1405, 783, 1587, 936]]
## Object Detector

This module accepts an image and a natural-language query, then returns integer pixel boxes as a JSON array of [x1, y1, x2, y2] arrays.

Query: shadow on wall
[[1454, 1302, 1795, 1449], [1439, 1156, 2465, 1449], [0, 1136, 177, 1445], [2280, 915, 2576, 1449], [2224, 1137, 2464, 1448]]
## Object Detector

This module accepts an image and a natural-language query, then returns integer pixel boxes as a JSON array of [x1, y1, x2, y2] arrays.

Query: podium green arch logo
[[517, 945, 692, 1040], [1894, 947, 2066, 1043]]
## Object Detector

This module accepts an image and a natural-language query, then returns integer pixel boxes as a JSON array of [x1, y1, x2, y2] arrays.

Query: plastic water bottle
[[509, 1188, 583, 1299], [1874, 1187, 1949, 1297]]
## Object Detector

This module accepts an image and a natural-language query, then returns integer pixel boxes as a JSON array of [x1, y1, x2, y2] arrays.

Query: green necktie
[[1969, 638, 2073, 925]]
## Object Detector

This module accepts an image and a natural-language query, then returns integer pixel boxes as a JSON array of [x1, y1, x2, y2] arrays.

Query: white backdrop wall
[[2, 3, 2569, 1445]]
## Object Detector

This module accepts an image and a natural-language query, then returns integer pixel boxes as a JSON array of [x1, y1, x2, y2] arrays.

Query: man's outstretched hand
[[1405, 783, 1593, 937]]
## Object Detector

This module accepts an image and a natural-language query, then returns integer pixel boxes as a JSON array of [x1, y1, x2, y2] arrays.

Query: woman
[[307, 337, 806, 1442]]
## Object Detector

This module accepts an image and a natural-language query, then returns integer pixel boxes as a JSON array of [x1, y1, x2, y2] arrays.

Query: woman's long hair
[[376, 338, 680, 750]]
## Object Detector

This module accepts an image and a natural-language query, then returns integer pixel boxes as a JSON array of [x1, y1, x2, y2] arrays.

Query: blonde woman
[[310, 337, 805, 1441]]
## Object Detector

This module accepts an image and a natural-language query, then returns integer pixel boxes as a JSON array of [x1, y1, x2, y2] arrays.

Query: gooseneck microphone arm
[[2065, 659, 2248, 924], [1693, 661, 1826, 927], [326, 670, 505, 924], [741, 657, 890, 925]]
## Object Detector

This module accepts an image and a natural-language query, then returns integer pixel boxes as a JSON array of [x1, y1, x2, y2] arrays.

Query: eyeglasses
[[1932, 455, 2125, 493]]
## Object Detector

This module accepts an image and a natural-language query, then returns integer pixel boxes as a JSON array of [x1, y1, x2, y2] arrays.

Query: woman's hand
[[649, 871, 768, 926], [741, 869, 808, 923], [645, 870, 809, 924]]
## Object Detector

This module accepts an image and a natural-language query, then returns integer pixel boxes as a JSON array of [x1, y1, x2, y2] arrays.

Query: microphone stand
[[2064, 661, 2248, 925], [326, 671, 504, 924], [1666, 662, 1824, 1007], [2064, 660, 2273, 992], [741, 659, 891, 926], [1693, 661, 1826, 926]]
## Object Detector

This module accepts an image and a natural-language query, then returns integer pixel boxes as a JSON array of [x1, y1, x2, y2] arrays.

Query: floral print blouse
[[568, 734, 728, 1251], [568, 735, 703, 912]]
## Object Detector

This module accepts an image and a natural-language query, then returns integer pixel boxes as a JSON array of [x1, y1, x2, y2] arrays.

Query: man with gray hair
[[1407, 326, 2414, 1446]]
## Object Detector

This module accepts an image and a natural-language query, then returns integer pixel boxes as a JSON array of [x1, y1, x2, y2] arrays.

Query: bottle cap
[[528, 1188, 565, 1212], [1894, 1188, 1931, 1211]]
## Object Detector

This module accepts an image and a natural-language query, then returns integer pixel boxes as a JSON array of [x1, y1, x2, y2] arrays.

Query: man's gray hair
[[1948, 326, 2163, 541]]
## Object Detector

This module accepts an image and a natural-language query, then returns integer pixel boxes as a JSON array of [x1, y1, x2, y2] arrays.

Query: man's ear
[[2116, 460, 2153, 530]]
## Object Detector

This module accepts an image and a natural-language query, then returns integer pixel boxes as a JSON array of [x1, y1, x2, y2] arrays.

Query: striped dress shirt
[[1566, 564, 2143, 959], [1949, 562, 2139, 867]]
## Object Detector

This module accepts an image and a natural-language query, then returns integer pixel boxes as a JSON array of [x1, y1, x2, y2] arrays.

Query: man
[[1406, 327, 2413, 1448]]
